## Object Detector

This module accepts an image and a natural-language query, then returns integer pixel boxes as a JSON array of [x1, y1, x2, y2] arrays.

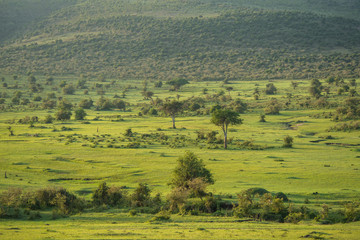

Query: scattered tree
[[161, 100, 183, 129], [167, 78, 189, 91], [265, 83, 277, 95], [75, 108, 87, 120], [79, 98, 93, 109], [264, 98, 282, 115], [211, 109, 243, 149], [62, 84, 76, 95]]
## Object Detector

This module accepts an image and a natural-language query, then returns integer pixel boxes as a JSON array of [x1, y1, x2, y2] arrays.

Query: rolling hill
[[1, 0, 360, 80]]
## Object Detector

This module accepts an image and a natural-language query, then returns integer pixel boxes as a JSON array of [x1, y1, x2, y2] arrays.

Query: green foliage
[[309, 79, 323, 99], [171, 151, 214, 189], [161, 100, 183, 129], [265, 83, 277, 95], [334, 97, 360, 120], [283, 136, 293, 148], [274, 192, 289, 202], [233, 190, 254, 218], [92, 182, 128, 207], [167, 79, 189, 91], [95, 96, 113, 110], [43, 114, 54, 124], [75, 108, 87, 120], [0, 187, 84, 215], [131, 183, 151, 207], [327, 121, 360, 132], [124, 128, 133, 137], [113, 99, 127, 111], [55, 108, 72, 121], [79, 98, 94, 109], [211, 108, 242, 148], [62, 84, 76, 95], [56, 100, 73, 121], [259, 114, 266, 122], [264, 98, 281, 115]]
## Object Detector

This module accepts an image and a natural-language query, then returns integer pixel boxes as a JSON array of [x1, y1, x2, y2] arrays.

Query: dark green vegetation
[[1, 0, 360, 80]]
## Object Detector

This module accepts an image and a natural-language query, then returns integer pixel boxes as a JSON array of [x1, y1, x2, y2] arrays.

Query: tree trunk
[[171, 115, 176, 129], [223, 125, 228, 149]]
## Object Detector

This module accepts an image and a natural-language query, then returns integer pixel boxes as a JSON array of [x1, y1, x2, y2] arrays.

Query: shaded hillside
[[1, 1, 360, 80], [0, 0, 77, 42]]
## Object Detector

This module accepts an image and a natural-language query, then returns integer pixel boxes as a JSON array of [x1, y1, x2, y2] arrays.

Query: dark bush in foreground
[[0, 187, 85, 217]]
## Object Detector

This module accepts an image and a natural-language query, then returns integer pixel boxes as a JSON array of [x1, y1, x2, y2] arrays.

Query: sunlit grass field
[[1, 75, 359, 238]]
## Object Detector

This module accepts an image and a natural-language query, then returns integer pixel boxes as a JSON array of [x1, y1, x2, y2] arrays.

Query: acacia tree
[[161, 100, 183, 129], [211, 109, 242, 149]]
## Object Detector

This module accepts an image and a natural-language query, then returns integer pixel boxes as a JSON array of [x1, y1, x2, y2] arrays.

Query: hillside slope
[[1, 0, 359, 80]]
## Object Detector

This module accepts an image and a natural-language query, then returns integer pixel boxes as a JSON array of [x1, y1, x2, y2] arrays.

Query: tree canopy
[[161, 100, 183, 129], [211, 109, 242, 149], [171, 151, 214, 189]]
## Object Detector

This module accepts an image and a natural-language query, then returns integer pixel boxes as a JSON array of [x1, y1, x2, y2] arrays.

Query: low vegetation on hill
[[1, 0, 360, 80]]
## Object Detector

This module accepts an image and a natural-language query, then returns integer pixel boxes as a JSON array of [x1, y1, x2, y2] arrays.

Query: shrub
[[246, 188, 269, 197], [260, 193, 288, 222], [131, 183, 152, 207], [92, 182, 128, 207], [344, 201, 360, 222], [283, 136, 293, 148], [79, 99, 93, 109], [55, 108, 72, 121], [92, 182, 109, 206], [259, 114, 266, 122], [44, 115, 54, 124], [0, 187, 84, 215], [124, 128, 133, 137], [285, 212, 303, 224], [171, 151, 214, 189], [149, 210, 171, 222], [75, 108, 87, 120], [275, 192, 289, 202], [167, 187, 190, 212], [0, 206, 21, 219], [62, 84, 76, 95], [233, 190, 255, 218], [264, 98, 281, 115], [265, 83, 277, 95]]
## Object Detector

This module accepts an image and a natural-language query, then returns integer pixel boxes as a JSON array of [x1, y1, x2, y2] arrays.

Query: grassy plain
[[1, 75, 360, 238]]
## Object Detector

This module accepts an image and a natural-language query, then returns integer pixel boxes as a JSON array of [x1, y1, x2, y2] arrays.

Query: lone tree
[[211, 109, 242, 149], [161, 100, 183, 129], [171, 151, 214, 190]]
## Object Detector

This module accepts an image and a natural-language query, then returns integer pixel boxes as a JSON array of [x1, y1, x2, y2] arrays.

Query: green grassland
[[1, 213, 360, 239], [1, 74, 360, 238]]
